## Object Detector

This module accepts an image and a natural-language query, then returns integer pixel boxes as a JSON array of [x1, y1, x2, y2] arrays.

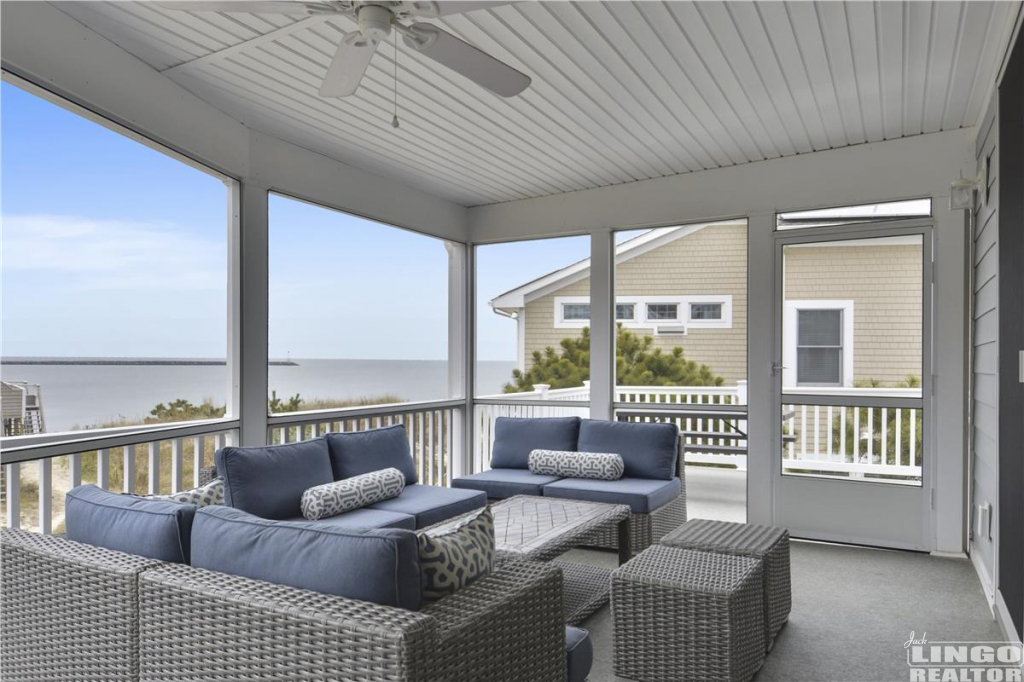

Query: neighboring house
[[490, 223, 922, 388]]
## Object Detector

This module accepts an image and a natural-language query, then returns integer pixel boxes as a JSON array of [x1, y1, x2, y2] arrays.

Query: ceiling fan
[[157, 1, 531, 98]]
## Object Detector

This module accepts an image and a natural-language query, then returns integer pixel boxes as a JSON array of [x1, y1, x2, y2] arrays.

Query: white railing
[[782, 393, 922, 484], [1, 419, 239, 534], [475, 382, 749, 471], [268, 400, 462, 488]]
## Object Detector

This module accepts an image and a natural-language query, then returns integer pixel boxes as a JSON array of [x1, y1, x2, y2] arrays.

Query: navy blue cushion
[[367, 484, 486, 529], [192, 506, 422, 610], [565, 626, 593, 682], [326, 425, 418, 485], [452, 469, 562, 499], [577, 419, 679, 480], [216, 439, 334, 520], [65, 484, 195, 564], [490, 417, 581, 470], [542, 477, 682, 514], [284, 508, 416, 530]]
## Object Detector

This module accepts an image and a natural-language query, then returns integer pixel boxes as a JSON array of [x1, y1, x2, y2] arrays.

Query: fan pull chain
[[392, 36, 400, 129]]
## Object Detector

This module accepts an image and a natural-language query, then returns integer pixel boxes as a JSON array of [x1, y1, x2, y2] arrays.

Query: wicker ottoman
[[611, 545, 765, 682], [661, 519, 791, 652]]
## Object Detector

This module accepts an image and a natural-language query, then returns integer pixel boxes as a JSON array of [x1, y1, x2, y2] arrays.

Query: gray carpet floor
[[564, 540, 1001, 682]]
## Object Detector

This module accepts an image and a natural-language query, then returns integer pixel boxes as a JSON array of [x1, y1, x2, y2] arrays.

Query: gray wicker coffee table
[[468, 495, 631, 625]]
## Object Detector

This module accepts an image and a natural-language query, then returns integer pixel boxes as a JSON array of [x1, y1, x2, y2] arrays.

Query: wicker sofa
[[1, 526, 568, 682], [453, 417, 687, 553]]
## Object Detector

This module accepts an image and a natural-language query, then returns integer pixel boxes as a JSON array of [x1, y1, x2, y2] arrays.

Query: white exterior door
[[772, 221, 933, 550]]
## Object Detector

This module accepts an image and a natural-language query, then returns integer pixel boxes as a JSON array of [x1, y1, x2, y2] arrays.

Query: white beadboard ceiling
[[53, 0, 1019, 207]]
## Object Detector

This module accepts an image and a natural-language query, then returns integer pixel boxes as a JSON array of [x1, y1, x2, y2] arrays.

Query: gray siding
[[971, 93, 999, 593]]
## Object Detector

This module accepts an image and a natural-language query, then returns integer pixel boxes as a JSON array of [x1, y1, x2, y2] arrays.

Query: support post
[[746, 211, 775, 526], [233, 181, 270, 446], [589, 229, 615, 421], [447, 241, 469, 480]]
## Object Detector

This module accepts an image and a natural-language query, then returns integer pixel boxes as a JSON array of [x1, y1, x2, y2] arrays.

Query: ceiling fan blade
[[319, 32, 379, 98], [403, 23, 529, 97], [156, 2, 312, 14], [417, 1, 516, 17]]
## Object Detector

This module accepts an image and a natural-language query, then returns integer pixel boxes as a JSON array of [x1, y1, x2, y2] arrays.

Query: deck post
[[232, 180, 270, 447], [589, 229, 615, 421]]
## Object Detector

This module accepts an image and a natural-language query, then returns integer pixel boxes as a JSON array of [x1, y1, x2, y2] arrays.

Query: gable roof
[[490, 221, 742, 314]]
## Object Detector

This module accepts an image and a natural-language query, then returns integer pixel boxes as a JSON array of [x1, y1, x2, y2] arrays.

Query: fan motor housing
[[357, 4, 393, 42]]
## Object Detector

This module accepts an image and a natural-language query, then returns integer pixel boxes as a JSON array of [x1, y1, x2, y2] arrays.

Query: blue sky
[[1, 81, 590, 362]]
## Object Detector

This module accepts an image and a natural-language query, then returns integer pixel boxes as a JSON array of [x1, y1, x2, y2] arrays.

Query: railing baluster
[[171, 438, 184, 492], [799, 406, 807, 459], [840, 408, 847, 460], [38, 458, 52, 535], [853, 408, 860, 463], [895, 410, 903, 466], [148, 442, 161, 495], [5, 463, 21, 529], [70, 453, 82, 488], [826, 406, 834, 460], [193, 437, 204, 487], [123, 444, 136, 494], [880, 408, 888, 466], [813, 405, 820, 459], [97, 449, 110, 490]]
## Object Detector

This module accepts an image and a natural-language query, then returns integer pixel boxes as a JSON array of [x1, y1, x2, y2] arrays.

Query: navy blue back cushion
[[191, 506, 423, 610], [490, 417, 581, 469], [577, 419, 679, 480], [325, 425, 418, 485], [65, 484, 195, 564], [216, 438, 334, 520]]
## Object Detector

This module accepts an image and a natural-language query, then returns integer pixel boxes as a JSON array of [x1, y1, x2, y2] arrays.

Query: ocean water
[[1, 359, 517, 433]]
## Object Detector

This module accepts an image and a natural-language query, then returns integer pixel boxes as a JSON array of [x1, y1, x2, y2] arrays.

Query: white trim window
[[554, 295, 733, 330], [783, 300, 855, 389]]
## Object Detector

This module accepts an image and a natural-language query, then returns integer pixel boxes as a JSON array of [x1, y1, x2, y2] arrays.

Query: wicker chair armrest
[[422, 560, 567, 682], [2, 528, 162, 682], [1, 526, 160, 575], [140, 563, 437, 681]]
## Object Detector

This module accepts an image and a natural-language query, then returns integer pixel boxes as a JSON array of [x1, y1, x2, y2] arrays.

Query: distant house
[[490, 222, 922, 388]]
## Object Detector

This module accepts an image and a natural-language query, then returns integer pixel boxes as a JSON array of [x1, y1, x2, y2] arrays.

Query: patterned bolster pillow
[[528, 449, 625, 481], [300, 467, 405, 521], [418, 507, 494, 602], [141, 478, 225, 507]]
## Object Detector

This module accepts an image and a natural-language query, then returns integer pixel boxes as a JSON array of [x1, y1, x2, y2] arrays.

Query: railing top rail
[[473, 398, 590, 408], [267, 398, 464, 427], [1, 418, 240, 465]]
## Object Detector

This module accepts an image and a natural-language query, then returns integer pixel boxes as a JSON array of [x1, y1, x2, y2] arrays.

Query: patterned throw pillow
[[418, 507, 495, 602], [528, 449, 625, 481], [300, 467, 405, 521], [150, 478, 225, 507]]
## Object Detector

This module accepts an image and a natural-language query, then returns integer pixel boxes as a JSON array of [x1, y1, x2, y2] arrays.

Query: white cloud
[[1, 214, 225, 291]]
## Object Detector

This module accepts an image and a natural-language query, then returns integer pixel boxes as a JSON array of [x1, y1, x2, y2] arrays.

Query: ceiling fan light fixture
[[356, 3, 393, 42]]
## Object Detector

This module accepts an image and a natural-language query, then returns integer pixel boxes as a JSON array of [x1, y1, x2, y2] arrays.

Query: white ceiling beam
[[466, 128, 976, 243]]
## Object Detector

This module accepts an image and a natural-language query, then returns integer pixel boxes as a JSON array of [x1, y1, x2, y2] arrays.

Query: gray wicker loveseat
[[453, 417, 687, 552], [1, 427, 591, 682], [1, 527, 567, 682]]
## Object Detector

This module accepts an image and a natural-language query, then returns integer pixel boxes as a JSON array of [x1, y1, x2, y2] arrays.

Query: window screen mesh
[[797, 310, 842, 345]]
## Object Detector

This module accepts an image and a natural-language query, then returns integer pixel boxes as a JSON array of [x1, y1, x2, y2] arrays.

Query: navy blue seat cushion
[[565, 626, 593, 682], [542, 477, 682, 514], [452, 469, 562, 499], [216, 438, 334, 520], [192, 506, 423, 610], [367, 484, 486, 529], [325, 425, 418, 485], [490, 417, 581, 470], [284, 507, 416, 530], [65, 484, 196, 564], [577, 419, 679, 480]]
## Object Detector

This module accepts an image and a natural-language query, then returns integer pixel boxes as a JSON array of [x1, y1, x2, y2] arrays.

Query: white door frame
[[771, 218, 935, 551]]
